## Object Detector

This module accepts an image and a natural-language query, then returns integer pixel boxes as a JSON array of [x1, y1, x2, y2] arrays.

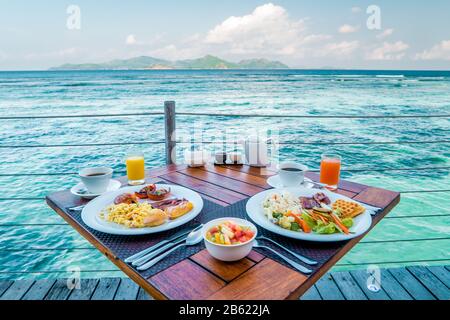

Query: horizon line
[[0, 68, 449, 72]]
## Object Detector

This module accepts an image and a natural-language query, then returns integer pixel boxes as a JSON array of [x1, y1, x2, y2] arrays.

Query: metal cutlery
[[68, 205, 85, 212], [125, 223, 202, 264], [137, 226, 204, 271], [256, 236, 317, 265], [253, 240, 312, 274], [130, 224, 203, 266]]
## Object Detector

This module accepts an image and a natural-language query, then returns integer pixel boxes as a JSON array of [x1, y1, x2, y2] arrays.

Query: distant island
[[49, 55, 289, 70]]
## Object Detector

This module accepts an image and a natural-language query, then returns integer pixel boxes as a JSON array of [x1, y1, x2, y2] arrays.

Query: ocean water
[[0, 69, 449, 279]]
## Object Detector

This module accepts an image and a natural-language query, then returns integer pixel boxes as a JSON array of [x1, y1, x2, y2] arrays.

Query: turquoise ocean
[[0, 69, 449, 279]]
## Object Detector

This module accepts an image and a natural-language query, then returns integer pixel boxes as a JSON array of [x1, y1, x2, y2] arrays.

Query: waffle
[[332, 199, 366, 218]]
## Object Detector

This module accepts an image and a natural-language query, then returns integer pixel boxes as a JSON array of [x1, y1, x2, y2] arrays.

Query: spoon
[[137, 226, 204, 271], [253, 240, 312, 274]]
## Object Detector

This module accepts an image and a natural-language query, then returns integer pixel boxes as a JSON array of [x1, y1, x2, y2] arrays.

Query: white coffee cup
[[79, 167, 113, 194], [278, 162, 308, 187]]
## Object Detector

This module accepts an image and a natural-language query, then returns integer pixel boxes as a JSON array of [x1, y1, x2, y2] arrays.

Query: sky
[[0, 0, 449, 70]]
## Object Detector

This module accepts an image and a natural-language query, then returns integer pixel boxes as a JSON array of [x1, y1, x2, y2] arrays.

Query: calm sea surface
[[0, 70, 449, 279]]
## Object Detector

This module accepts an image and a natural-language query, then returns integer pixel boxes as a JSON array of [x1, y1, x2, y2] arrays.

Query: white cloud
[[322, 41, 359, 56], [147, 44, 203, 61], [338, 24, 359, 34], [366, 41, 409, 60], [126, 34, 138, 45], [351, 7, 362, 13], [144, 3, 362, 64], [204, 3, 306, 55], [376, 28, 394, 39], [415, 40, 450, 60]]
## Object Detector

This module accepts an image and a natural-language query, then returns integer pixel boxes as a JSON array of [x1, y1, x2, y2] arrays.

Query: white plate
[[70, 179, 121, 199], [267, 175, 314, 189], [246, 187, 372, 242], [81, 184, 203, 235]]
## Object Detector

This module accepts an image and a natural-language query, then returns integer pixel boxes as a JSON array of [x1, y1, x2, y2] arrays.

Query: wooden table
[[46, 164, 400, 300]]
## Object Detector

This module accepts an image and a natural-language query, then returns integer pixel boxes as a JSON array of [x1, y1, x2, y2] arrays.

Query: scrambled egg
[[102, 202, 166, 228]]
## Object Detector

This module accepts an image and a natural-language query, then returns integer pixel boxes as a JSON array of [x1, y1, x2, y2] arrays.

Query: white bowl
[[203, 217, 257, 262]]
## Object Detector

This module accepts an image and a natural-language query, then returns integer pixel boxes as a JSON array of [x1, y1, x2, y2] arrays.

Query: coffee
[[85, 173, 106, 177], [281, 167, 303, 172]]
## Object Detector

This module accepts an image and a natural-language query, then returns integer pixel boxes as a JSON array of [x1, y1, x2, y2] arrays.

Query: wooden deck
[[1, 265, 449, 300]]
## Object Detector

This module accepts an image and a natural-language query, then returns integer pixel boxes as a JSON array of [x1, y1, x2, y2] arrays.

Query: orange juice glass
[[320, 154, 341, 190], [126, 152, 145, 185]]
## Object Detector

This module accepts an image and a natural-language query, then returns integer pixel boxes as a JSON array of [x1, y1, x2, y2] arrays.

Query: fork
[[256, 236, 317, 265], [253, 240, 312, 274]]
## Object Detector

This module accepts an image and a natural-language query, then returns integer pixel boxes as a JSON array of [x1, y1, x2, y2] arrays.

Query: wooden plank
[[407, 266, 450, 300], [389, 268, 435, 300], [349, 269, 391, 300], [0, 279, 34, 300], [222, 164, 277, 177], [137, 287, 153, 300], [117, 164, 187, 184], [0, 280, 13, 297], [67, 279, 99, 300], [150, 260, 226, 300], [207, 258, 307, 300], [22, 279, 56, 300], [201, 165, 271, 188], [190, 249, 255, 282], [179, 168, 265, 196], [315, 274, 345, 300], [377, 269, 411, 300], [427, 266, 450, 288], [44, 278, 72, 300], [161, 171, 247, 204], [90, 278, 121, 300], [334, 189, 358, 199], [299, 285, 322, 300], [331, 271, 368, 300], [246, 250, 265, 263], [114, 278, 140, 300], [353, 187, 400, 209]]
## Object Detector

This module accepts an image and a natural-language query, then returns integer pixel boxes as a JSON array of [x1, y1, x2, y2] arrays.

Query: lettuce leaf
[[313, 221, 336, 234], [301, 213, 316, 229], [342, 218, 353, 228]]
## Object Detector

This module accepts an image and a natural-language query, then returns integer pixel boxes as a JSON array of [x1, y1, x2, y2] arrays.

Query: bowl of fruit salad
[[203, 218, 257, 262]]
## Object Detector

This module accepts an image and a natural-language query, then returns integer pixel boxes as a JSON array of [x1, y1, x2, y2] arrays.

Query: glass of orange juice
[[125, 152, 145, 185], [320, 154, 341, 191]]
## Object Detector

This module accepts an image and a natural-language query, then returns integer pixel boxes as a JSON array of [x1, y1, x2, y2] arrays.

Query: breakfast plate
[[81, 184, 203, 235], [71, 179, 121, 199], [246, 187, 372, 242]]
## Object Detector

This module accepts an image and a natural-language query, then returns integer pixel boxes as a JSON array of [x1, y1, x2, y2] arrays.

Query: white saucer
[[70, 179, 122, 199], [266, 175, 314, 189]]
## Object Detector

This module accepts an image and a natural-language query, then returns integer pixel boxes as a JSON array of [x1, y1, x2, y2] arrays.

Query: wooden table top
[[46, 164, 400, 300]]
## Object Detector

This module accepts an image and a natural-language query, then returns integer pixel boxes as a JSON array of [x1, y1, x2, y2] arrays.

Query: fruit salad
[[206, 220, 255, 245]]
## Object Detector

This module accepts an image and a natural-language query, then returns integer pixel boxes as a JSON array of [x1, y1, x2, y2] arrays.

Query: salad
[[206, 220, 255, 245], [262, 191, 355, 235]]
